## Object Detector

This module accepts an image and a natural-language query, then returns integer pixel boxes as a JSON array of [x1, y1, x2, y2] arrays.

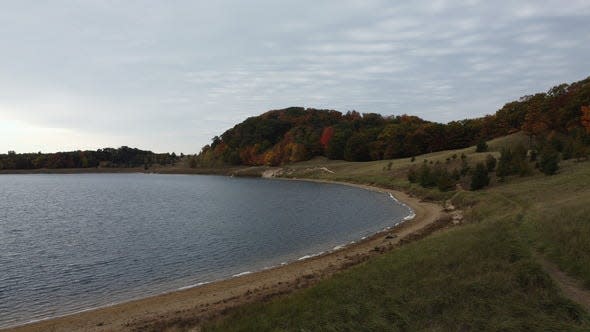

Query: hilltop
[[196, 76, 590, 167]]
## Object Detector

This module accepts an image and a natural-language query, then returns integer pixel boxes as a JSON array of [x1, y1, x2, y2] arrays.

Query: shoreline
[[2, 177, 447, 332]]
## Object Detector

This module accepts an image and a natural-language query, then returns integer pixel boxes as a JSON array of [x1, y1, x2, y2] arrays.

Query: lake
[[0, 173, 411, 328]]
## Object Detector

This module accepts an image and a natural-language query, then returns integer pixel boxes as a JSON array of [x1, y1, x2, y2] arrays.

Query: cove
[[0, 173, 410, 328]]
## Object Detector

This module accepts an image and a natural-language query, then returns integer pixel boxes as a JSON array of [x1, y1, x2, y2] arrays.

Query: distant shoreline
[[2, 176, 446, 332], [0, 166, 265, 177]]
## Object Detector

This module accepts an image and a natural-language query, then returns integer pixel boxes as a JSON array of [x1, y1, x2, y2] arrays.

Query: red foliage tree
[[320, 126, 334, 149]]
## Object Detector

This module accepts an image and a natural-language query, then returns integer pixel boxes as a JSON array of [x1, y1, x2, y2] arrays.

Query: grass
[[206, 222, 587, 331], [199, 132, 590, 331]]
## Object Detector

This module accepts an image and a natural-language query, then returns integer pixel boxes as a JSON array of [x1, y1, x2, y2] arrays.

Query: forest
[[196, 76, 590, 167], [0, 146, 178, 170]]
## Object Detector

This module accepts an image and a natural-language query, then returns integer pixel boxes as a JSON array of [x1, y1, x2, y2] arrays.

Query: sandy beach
[[3, 181, 446, 332]]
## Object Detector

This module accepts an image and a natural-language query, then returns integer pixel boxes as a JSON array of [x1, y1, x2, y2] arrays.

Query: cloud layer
[[1, 0, 589, 153]]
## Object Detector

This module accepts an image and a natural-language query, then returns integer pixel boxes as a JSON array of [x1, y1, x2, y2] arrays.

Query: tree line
[[0, 146, 178, 170], [196, 76, 590, 167]]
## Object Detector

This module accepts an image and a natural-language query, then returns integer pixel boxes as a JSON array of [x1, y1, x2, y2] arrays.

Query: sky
[[1, 1, 589, 154]]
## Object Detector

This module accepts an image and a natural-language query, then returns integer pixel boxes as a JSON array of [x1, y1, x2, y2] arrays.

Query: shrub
[[476, 140, 488, 152], [485, 154, 497, 172], [470, 162, 490, 190], [407, 167, 418, 183], [436, 169, 455, 191], [539, 147, 560, 175], [419, 164, 436, 188]]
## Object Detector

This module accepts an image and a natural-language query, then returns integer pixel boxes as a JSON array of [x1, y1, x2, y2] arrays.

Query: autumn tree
[[582, 106, 590, 134]]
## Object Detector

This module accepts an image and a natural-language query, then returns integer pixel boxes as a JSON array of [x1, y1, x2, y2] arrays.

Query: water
[[0, 173, 411, 328]]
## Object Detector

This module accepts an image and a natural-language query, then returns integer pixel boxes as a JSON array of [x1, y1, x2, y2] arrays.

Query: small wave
[[388, 193, 399, 202], [297, 251, 324, 261], [387, 192, 416, 224], [332, 244, 345, 251], [232, 271, 252, 277], [403, 212, 416, 221], [178, 281, 210, 291]]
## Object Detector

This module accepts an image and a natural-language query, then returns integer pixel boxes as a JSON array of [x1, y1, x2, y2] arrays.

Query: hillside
[[197, 134, 590, 331], [196, 76, 590, 167]]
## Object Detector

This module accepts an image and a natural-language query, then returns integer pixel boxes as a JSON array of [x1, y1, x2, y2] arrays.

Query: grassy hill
[[201, 133, 590, 331]]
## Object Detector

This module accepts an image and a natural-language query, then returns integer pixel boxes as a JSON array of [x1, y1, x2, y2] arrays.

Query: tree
[[470, 163, 490, 190], [418, 164, 436, 188], [189, 156, 198, 168], [476, 140, 488, 152], [485, 154, 497, 172], [344, 133, 371, 161], [319, 126, 334, 149], [573, 140, 588, 161], [407, 167, 418, 183], [436, 168, 455, 191], [539, 147, 560, 175], [582, 106, 590, 134]]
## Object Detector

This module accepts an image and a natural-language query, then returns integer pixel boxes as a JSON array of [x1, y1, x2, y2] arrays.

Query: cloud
[[0, 1, 589, 153]]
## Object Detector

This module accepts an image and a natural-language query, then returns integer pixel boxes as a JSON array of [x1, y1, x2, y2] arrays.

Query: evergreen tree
[[407, 167, 418, 183], [476, 140, 488, 152], [470, 162, 490, 190], [485, 154, 497, 172], [418, 164, 436, 188], [539, 147, 560, 175], [436, 168, 455, 191]]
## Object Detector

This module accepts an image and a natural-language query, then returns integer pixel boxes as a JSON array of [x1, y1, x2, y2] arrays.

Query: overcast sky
[[1, 1, 589, 153]]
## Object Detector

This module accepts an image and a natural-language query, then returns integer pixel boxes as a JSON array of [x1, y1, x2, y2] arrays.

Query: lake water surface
[[0, 174, 410, 328]]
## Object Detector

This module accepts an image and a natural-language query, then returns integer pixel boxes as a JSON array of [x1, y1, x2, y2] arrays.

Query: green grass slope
[[203, 133, 590, 331]]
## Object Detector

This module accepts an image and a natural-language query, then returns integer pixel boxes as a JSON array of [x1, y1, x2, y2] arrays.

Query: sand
[[3, 180, 446, 332]]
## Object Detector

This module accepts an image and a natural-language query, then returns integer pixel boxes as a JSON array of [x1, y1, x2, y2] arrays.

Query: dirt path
[[535, 254, 590, 312], [4, 182, 447, 332]]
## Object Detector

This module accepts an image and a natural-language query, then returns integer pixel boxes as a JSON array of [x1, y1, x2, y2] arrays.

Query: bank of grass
[[203, 133, 590, 331], [516, 162, 590, 287], [206, 221, 587, 331]]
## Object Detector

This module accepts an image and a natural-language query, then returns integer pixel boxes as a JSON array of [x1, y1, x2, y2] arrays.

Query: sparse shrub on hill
[[486, 154, 497, 172], [407, 167, 418, 183], [436, 168, 455, 191], [476, 140, 488, 152], [539, 147, 560, 175], [497, 145, 531, 178], [470, 162, 490, 190], [409, 163, 456, 191], [418, 163, 437, 188], [460, 158, 470, 176]]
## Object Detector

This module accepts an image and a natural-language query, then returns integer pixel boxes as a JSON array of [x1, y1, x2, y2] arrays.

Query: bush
[[562, 141, 574, 160], [470, 162, 490, 190], [419, 164, 436, 188], [485, 154, 497, 172], [539, 147, 560, 175], [407, 167, 418, 183], [497, 145, 531, 178], [476, 140, 488, 152], [460, 159, 470, 176], [436, 169, 455, 191]]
